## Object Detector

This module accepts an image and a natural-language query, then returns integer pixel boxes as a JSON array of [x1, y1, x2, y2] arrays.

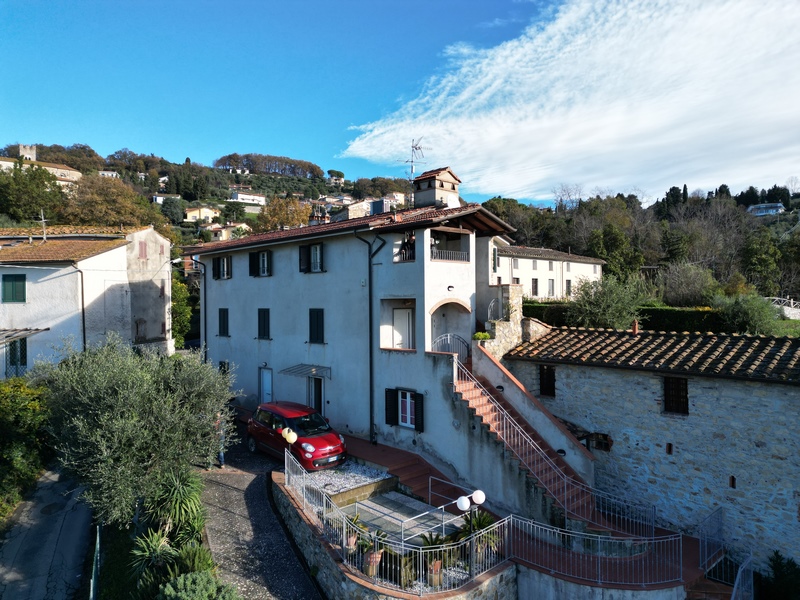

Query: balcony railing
[[431, 333, 470, 363], [430, 248, 469, 262]]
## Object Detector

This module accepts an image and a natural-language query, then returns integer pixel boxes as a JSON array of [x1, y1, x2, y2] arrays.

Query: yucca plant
[[130, 528, 178, 582], [145, 468, 204, 539], [173, 508, 207, 548], [165, 541, 216, 581]]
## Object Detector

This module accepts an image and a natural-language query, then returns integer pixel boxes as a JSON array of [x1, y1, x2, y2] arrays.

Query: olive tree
[[566, 276, 646, 330], [30, 335, 235, 525]]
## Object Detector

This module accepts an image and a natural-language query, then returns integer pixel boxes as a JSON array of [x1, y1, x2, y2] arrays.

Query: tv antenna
[[403, 138, 431, 208]]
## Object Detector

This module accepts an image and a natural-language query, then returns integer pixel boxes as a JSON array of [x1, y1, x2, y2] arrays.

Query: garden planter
[[363, 549, 383, 577]]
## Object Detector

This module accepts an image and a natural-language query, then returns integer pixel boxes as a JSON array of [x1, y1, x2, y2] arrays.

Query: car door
[[249, 408, 273, 450], [263, 411, 288, 457]]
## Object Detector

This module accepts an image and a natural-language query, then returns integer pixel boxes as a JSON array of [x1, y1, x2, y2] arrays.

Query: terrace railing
[[430, 248, 469, 262], [431, 333, 470, 363], [283, 451, 683, 595]]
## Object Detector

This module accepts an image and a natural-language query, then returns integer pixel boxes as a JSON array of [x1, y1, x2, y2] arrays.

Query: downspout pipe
[[71, 265, 87, 350], [355, 232, 386, 445], [192, 258, 208, 362]]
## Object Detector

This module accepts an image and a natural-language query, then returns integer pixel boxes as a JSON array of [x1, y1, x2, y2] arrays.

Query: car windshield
[[286, 412, 331, 436]]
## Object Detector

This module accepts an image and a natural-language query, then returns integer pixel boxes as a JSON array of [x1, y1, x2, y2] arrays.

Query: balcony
[[430, 248, 469, 262]]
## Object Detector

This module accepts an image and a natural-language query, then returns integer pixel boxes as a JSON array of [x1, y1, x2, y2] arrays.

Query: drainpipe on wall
[[355, 232, 386, 445], [71, 265, 87, 350], [192, 258, 208, 362]]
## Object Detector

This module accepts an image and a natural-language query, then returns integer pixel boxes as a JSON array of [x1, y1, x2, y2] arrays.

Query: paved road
[[0, 471, 92, 600], [202, 437, 324, 600]]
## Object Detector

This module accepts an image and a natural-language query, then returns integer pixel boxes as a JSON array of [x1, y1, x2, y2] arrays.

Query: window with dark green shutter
[[309, 308, 324, 343], [2, 274, 26, 303], [257, 308, 270, 339], [299, 243, 323, 273], [385, 389, 399, 426], [219, 308, 229, 337], [250, 250, 272, 277]]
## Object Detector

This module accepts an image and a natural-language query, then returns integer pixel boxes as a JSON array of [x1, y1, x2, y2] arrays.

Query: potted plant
[[362, 529, 388, 578], [345, 514, 368, 554], [420, 532, 446, 587]]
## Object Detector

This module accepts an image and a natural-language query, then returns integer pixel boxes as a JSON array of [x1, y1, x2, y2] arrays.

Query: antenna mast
[[37, 209, 48, 242], [404, 138, 431, 208]]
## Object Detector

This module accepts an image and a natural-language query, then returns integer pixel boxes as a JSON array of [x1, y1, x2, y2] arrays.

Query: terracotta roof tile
[[189, 204, 512, 255], [505, 327, 800, 384], [0, 225, 147, 237], [498, 245, 606, 264], [0, 238, 129, 263]]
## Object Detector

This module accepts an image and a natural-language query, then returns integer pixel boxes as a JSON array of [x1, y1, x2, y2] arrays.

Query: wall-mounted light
[[447, 285, 454, 291], [261, 362, 268, 368]]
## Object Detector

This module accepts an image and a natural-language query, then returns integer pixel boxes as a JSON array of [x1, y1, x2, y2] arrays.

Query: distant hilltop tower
[[19, 144, 36, 161], [412, 167, 461, 208]]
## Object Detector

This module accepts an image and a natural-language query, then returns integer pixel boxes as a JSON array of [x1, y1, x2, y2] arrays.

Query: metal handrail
[[730, 553, 754, 600], [767, 296, 798, 309], [698, 507, 725, 571], [431, 333, 470, 363], [487, 298, 502, 321], [454, 358, 655, 538]]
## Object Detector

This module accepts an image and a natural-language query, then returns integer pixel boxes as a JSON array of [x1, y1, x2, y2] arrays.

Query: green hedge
[[522, 302, 727, 332]]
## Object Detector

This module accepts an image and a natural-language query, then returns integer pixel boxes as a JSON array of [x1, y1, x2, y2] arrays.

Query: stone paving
[[201, 439, 323, 600]]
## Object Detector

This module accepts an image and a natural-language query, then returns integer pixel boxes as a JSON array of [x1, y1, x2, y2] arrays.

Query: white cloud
[[343, 0, 800, 202]]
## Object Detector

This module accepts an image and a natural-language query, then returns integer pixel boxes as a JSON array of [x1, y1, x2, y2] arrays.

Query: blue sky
[[2, 0, 799, 205]]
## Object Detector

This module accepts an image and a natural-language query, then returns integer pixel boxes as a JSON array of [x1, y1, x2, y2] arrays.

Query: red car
[[246, 402, 347, 470]]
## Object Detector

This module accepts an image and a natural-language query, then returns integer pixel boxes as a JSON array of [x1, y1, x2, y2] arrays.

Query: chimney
[[632, 319, 639, 335]]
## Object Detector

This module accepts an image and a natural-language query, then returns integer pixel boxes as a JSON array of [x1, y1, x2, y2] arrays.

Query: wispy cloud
[[343, 0, 800, 202]]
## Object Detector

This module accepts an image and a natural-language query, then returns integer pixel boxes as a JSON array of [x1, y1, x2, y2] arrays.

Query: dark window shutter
[[385, 389, 399, 426], [212, 257, 220, 279], [258, 308, 270, 339], [492, 248, 497, 273], [318, 242, 324, 272], [227, 256, 232, 278], [413, 392, 424, 433], [299, 245, 310, 273], [219, 308, 229, 336], [249, 252, 259, 276], [309, 309, 324, 343]]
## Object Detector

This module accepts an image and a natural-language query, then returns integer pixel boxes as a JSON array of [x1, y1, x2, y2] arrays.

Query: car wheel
[[247, 436, 257, 454]]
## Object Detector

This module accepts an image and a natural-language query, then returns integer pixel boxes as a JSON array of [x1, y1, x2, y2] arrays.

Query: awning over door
[[279, 364, 331, 379], [0, 328, 49, 345]]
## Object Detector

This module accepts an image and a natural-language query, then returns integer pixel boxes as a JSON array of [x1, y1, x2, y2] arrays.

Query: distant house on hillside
[[0, 226, 174, 377], [185, 206, 221, 224], [0, 155, 82, 188], [492, 243, 604, 300], [746, 203, 785, 216]]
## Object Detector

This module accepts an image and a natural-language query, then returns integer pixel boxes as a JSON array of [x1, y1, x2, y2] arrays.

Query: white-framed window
[[565, 280, 572, 296], [385, 388, 424, 432], [593, 264, 598, 275], [548, 261, 554, 271], [300, 243, 324, 273], [531, 278, 539, 296], [532, 259, 537, 270], [548, 279, 555, 296], [512, 258, 519, 269], [249, 250, 272, 277], [212, 256, 232, 279], [399, 390, 415, 428], [512, 277, 520, 284], [566, 262, 571, 273]]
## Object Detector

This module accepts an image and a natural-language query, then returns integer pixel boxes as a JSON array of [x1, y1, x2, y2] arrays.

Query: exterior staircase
[[454, 358, 654, 538]]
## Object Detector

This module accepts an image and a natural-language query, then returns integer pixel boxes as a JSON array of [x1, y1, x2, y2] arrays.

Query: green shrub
[[761, 551, 800, 599], [471, 332, 490, 340], [522, 302, 569, 325], [156, 571, 242, 600], [565, 276, 645, 330], [0, 379, 50, 521], [638, 307, 726, 333], [166, 542, 215, 580], [712, 293, 780, 335]]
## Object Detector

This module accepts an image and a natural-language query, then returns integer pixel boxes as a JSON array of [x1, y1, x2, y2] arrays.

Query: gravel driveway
[[201, 437, 324, 600]]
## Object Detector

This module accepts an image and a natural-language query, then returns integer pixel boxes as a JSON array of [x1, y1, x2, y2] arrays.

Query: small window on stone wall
[[729, 475, 736, 489], [539, 364, 555, 396], [590, 433, 613, 452]]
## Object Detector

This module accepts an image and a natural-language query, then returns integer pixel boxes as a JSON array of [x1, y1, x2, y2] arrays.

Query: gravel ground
[[201, 437, 324, 600], [304, 462, 392, 495]]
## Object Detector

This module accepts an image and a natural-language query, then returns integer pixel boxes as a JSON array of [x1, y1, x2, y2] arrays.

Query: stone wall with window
[[504, 359, 800, 570]]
